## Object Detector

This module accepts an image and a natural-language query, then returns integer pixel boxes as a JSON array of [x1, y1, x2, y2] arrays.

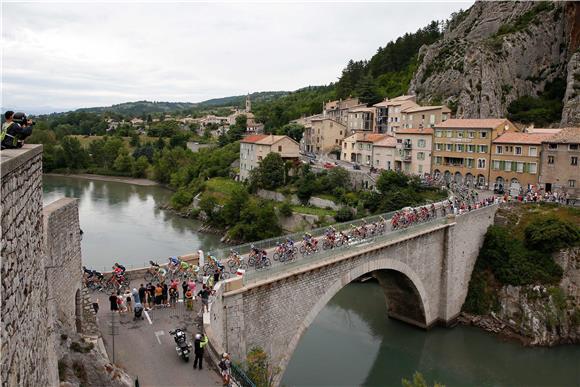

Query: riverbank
[[44, 172, 159, 186]]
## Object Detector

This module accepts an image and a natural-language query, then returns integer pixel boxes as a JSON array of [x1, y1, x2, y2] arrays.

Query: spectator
[[109, 292, 119, 313], [154, 283, 163, 307], [169, 287, 178, 308], [138, 284, 146, 305], [219, 353, 231, 386], [187, 278, 196, 299], [124, 290, 133, 313], [117, 291, 126, 313], [181, 280, 188, 300], [92, 298, 99, 315], [162, 282, 169, 306], [198, 285, 210, 314], [1, 111, 33, 149], [185, 289, 194, 311]]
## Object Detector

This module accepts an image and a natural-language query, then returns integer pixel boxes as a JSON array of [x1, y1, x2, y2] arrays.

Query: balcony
[[403, 142, 412, 150], [403, 155, 412, 162]]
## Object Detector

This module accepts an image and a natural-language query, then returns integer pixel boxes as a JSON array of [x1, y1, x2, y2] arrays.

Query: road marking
[[154, 330, 164, 345], [144, 310, 153, 325]]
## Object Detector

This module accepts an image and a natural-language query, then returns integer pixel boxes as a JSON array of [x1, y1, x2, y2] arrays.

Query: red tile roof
[[434, 118, 510, 129], [240, 134, 267, 143], [396, 127, 434, 135], [493, 132, 558, 145]]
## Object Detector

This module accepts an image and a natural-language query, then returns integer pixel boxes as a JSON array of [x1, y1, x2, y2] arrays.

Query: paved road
[[92, 290, 222, 387]]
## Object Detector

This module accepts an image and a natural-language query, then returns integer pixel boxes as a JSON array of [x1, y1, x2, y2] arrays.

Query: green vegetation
[[244, 347, 280, 387], [507, 78, 565, 126], [402, 371, 445, 387], [495, 2, 555, 38], [464, 205, 579, 315], [290, 205, 336, 217]]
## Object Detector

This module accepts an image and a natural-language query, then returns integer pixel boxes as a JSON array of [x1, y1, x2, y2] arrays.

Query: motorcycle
[[169, 328, 192, 362]]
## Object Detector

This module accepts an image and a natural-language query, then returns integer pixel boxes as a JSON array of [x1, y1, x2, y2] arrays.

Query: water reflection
[[43, 175, 224, 271], [283, 281, 580, 387]]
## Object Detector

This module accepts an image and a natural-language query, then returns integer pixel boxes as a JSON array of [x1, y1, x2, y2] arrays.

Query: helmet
[[222, 352, 229, 359], [195, 333, 202, 340], [250, 244, 255, 249], [132, 288, 137, 293]]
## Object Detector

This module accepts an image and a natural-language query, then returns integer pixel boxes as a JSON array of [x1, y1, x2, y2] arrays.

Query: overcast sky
[[2, 1, 471, 114]]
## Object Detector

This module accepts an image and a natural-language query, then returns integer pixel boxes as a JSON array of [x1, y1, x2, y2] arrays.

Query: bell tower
[[245, 94, 251, 113]]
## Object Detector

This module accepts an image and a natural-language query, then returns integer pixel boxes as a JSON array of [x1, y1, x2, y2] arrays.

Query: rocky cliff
[[409, 1, 580, 124]]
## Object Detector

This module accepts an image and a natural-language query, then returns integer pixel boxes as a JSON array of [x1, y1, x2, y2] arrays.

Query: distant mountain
[[76, 100, 197, 116], [196, 91, 289, 108]]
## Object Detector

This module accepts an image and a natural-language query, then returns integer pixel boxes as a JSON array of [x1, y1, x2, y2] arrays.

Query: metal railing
[[242, 217, 448, 286], [231, 363, 256, 387]]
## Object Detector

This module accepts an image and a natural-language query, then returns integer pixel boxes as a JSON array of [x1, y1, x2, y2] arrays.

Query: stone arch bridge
[[206, 205, 498, 386]]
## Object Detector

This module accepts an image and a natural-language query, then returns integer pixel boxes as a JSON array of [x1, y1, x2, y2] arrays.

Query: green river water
[[43, 175, 580, 387]]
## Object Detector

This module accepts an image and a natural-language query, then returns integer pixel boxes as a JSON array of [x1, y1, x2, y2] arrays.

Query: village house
[[371, 136, 398, 171], [342, 133, 388, 165], [373, 95, 418, 134], [303, 117, 347, 155], [394, 127, 434, 177], [239, 134, 300, 181], [490, 131, 560, 194], [432, 118, 519, 187], [400, 105, 451, 130], [228, 95, 264, 134], [539, 127, 580, 198], [323, 97, 360, 126], [347, 106, 376, 133]]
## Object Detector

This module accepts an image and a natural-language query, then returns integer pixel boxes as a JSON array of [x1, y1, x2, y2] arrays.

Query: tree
[[402, 371, 445, 387], [169, 132, 190, 149], [244, 347, 280, 387], [113, 148, 134, 173], [376, 170, 409, 194], [221, 186, 250, 226], [254, 153, 286, 190], [355, 74, 382, 105], [276, 123, 304, 142], [524, 216, 579, 253], [279, 201, 293, 217], [133, 156, 149, 178], [129, 133, 140, 147], [227, 115, 247, 143], [58, 136, 89, 169]]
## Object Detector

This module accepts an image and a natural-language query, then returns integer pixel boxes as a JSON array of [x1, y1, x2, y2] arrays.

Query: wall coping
[[0, 144, 43, 178]]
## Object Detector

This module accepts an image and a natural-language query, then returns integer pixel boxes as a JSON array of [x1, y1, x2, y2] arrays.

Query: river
[[43, 175, 580, 386], [42, 174, 223, 271]]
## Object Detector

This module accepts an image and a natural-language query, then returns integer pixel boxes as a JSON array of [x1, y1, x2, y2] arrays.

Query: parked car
[[323, 162, 335, 169]]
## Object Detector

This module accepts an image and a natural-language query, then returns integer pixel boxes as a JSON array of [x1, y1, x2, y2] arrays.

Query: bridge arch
[[280, 258, 431, 382]]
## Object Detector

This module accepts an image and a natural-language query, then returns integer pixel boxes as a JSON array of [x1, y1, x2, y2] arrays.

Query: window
[[478, 158, 486, 169], [339, 131, 342, 136], [417, 152, 425, 160], [456, 144, 464, 152], [468, 131, 475, 139], [516, 162, 524, 173], [529, 163, 537, 174], [504, 161, 512, 171], [358, 144, 363, 150], [492, 160, 500, 170], [435, 156, 442, 165], [366, 144, 371, 151], [570, 144, 579, 150], [466, 158, 474, 168], [548, 155, 554, 164], [529, 147, 537, 157], [418, 139, 426, 148], [278, 146, 282, 152], [446, 130, 453, 138], [435, 130, 443, 138], [569, 180, 576, 188], [467, 145, 475, 153], [435, 143, 443, 151], [496, 145, 503, 154], [571, 156, 578, 166], [548, 144, 558, 150], [457, 131, 464, 138], [515, 146, 522, 155], [480, 131, 487, 138], [429, 115, 435, 125], [446, 144, 453, 152]]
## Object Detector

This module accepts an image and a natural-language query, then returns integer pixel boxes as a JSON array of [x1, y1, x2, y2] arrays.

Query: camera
[[12, 112, 35, 127]]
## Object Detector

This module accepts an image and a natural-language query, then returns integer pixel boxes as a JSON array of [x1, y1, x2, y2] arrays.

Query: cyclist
[[179, 259, 191, 275], [113, 262, 126, 276], [168, 256, 181, 273]]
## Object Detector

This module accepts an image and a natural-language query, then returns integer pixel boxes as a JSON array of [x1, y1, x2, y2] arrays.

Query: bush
[[524, 216, 580, 253], [279, 201, 293, 217], [245, 347, 280, 387], [335, 206, 354, 222]]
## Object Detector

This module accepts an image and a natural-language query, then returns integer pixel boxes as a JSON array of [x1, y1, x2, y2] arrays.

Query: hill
[[76, 101, 197, 116]]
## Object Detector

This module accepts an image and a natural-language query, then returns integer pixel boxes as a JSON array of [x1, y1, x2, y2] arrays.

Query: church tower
[[245, 94, 251, 113]]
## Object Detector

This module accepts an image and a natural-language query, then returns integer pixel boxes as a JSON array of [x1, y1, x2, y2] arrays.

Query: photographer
[[1, 111, 34, 150]]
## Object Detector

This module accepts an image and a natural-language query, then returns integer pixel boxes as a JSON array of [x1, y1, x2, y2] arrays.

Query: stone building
[[1, 145, 86, 386], [400, 105, 451, 130], [239, 134, 300, 181], [490, 131, 560, 193], [342, 133, 388, 165], [323, 97, 360, 126], [394, 127, 434, 177], [371, 135, 398, 171], [373, 95, 418, 134], [432, 118, 518, 187], [346, 106, 376, 133], [539, 127, 580, 197], [302, 117, 347, 155]]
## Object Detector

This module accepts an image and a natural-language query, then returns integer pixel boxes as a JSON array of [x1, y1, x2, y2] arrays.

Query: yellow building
[[490, 132, 558, 193], [303, 118, 347, 155], [432, 118, 518, 187], [342, 133, 388, 165]]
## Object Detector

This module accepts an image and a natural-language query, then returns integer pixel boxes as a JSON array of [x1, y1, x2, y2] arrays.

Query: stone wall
[[43, 197, 83, 333], [0, 145, 59, 386], [256, 189, 339, 210]]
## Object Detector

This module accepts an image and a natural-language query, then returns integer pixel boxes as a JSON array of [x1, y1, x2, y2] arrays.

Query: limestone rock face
[[561, 51, 580, 126], [409, 1, 575, 119]]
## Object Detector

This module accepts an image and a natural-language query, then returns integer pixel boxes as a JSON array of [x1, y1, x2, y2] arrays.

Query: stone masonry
[[1, 145, 85, 387], [43, 198, 83, 333], [216, 205, 497, 386], [1, 145, 59, 386]]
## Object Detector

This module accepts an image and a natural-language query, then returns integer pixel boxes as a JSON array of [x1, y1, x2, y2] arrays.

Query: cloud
[[2, 1, 471, 113]]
